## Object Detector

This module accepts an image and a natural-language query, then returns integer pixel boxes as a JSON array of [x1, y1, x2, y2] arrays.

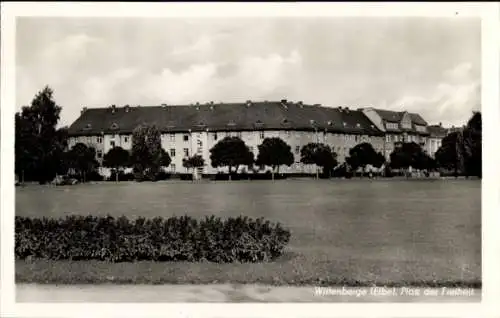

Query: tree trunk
[[116, 168, 119, 182], [228, 166, 232, 181], [316, 167, 319, 179]]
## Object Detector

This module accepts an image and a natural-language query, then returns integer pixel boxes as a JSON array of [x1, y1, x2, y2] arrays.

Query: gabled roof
[[372, 108, 429, 135], [373, 109, 428, 126], [427, 125, 448, 138], [68, 101, 384, 136]]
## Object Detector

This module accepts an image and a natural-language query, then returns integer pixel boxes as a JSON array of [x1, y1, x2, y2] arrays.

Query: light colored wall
[[70, 129, 388, 175], [426, 137, 442, 158]]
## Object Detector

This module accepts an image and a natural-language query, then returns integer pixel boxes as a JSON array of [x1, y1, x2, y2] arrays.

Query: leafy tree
[[373, 152, 386, 169], [300, 143, 338, 179], [435, 131, 464, 177], [462, 112, 481, 177], [159, 148, 172, 168], [389, 142, 432, 176], [15, 86, 66, 183], [66, 143, 99, 182], [130, 124, 164, 180], [183, 154, 205, 180], [256, 137, 294, 180], [209, 136, 254, 180], [435, 112, 481, 178], [346, 142, 386, 177], [103, 146, 130, 182]]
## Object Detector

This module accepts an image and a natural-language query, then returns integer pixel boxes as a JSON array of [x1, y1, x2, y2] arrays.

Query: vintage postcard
[[1, 2, 499, 318]]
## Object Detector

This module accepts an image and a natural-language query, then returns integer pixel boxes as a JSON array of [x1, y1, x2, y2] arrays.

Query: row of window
[[385, 134, 426, 143], [78, 132, 379, 147]]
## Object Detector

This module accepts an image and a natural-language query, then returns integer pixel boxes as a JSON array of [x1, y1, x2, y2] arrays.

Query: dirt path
[[16, 284, 481, 302]]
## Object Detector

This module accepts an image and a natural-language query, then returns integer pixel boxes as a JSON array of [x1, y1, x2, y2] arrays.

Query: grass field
[[15, 179, 481, 286]]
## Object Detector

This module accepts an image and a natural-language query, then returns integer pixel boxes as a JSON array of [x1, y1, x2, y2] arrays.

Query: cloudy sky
[[16, 17, 480, 127]]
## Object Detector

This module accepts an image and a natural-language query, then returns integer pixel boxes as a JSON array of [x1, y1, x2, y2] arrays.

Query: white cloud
[[80, 50, 303, 108], [40, 33, 102, 64], [388, 62, 480, 127], [141, 63, 219, 103], [171, 35, 215, 57], [227, 50, 303, 97]]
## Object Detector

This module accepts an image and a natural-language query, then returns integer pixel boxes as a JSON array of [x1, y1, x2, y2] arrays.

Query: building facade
[[426, 123, 449, 157], [360, 107, 431, 159], [67, 100, 442, 175]]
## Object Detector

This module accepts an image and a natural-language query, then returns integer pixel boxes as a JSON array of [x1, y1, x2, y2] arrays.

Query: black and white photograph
[[1, 2, 499, 317]]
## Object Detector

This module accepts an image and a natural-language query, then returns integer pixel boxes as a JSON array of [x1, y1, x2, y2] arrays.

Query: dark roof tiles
[[68, 101, 386, 136]]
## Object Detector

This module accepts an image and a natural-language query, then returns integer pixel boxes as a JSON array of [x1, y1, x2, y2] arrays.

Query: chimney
[[281, 99, 288, 110], [298, 101, 304, 108], [111, 104, 116, 113], [439, 122, 442, 127], [81, 107, 88, 115], [246, 100, 252, 107], [124, 105, 130, 113]]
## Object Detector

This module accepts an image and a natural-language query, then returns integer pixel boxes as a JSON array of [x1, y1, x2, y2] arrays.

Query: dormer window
[[227, 120, 236, 127], [309, 119, 316, 126], [343, 122, 347, 127], [196, 121, 206, 128], [356, 123, 361, 128], [282, 118, 289, 124], [415, 125, 427, 133], [83, 123, 92, 130], [386, 122, 399, 130], [110, 123, 119, 130], [254, 120, 264, 127], [327, 121, 333, 126]]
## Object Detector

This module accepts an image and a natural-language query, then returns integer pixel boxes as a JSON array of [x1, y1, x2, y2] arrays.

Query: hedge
[[15, 215, 291, 263]]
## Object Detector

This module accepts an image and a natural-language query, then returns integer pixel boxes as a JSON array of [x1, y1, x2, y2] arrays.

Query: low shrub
[[15, 215, 291, 263], [179, 173, 194, 181], [154, 171, 172, 181], [68, 171, 104, 182], [210, 172, 288, 181], [107, 171, 135, 182]]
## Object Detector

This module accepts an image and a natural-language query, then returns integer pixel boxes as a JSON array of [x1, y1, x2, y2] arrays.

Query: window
[[97, 150, 103, 158], [171, 164, 176, 172], [295, 146, 300, 154], [416, 125, 426, 132], [110, 141, 115, 148], [97, 136, 103, 144], [386, 123, 398, 130], [214, 132, 218, 141], [170, 148, 176, 157], [183, 134, 189, 142], [183, 148, 189, 157], [259, 131, 265, 139], [124, 136, 129, 143], [170, 134, 175, 141]]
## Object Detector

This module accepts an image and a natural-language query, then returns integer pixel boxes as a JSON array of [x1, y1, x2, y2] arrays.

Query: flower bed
[[15, 215, 291, 263]]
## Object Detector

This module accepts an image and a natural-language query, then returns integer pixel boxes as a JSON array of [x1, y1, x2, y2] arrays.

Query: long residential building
[[67, 100, 447, 175]]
